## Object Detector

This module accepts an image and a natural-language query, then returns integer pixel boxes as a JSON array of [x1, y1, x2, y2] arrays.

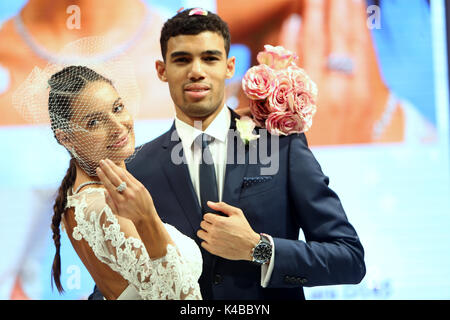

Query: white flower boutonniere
[[236, 116, 260, 145]]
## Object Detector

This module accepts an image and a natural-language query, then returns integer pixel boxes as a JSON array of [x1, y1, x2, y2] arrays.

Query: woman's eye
[[114, 104, 124, 113], [87, 119, 99, 128]]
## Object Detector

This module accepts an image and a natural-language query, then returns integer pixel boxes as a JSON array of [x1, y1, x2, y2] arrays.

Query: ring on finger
[[116, 181, 127, 193], [326, 53, 354, 75]]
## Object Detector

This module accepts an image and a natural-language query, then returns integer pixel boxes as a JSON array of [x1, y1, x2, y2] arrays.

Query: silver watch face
[[253, 241, 272, 264]]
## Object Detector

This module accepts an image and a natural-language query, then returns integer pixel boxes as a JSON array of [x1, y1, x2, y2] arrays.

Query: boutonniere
[[235, 116, 260, 145]]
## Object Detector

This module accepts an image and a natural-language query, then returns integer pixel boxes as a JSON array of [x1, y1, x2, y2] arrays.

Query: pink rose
[[265, 111, 307, 136], [249, 99, 271, 127], [267, 72, 293, 112], [257, 45, 298, 70], [287, 65, 318, 101], [242, 64, 277, 100], [291, 91, 314, 114], [285, 66, 317, 126]]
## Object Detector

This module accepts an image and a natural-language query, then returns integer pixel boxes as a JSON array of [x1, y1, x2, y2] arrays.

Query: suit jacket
[[89, 108, 365, 300]]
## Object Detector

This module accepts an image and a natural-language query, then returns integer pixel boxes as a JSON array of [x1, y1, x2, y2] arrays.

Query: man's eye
[[174, 57, 189, 63], [204, 56, 219, 61]]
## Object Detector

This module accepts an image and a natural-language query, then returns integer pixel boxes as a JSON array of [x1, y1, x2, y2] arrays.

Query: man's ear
[[225, 56, 236, 80], [155, 60, 168, 82], [55, 129, 74, 150]]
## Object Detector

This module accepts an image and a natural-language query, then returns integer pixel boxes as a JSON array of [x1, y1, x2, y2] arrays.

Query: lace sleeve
[[66, 188, 202, 300]]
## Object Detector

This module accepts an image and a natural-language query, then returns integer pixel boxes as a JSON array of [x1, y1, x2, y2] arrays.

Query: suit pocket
[[240, 176, 274, 198]]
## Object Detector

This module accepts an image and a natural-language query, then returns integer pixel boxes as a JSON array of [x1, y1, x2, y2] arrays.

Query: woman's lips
[[109, 134, 129, 148], [184, 84, 210, 100]]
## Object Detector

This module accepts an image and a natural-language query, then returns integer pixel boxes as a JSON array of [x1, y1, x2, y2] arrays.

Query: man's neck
[[21, 0, 147, 51], [176, 104, 226, 131]]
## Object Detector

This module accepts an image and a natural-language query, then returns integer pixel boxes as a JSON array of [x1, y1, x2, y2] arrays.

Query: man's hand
[[197, 201, 260, 261]]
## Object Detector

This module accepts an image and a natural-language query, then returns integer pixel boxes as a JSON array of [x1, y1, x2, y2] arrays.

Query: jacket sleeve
[[266, 133, 366, 288], [88, 285, 103, 300]]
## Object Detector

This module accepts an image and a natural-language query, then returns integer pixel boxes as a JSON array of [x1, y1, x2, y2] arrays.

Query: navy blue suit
[[89, 109, 365, 300]]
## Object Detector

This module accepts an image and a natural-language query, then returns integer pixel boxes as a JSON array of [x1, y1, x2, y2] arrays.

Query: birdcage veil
[[12, 36, 142, 176]]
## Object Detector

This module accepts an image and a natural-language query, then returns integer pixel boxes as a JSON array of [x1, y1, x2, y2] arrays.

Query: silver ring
[[116, 181, 127, 193], [327, 54, 354, 75]]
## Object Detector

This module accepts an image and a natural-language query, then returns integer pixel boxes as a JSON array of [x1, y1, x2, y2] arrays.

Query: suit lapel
[[159, 123, 203, 233], [222, 109, 249, 208], [158, 110, 250, 237], [209, 109, 250, 272]]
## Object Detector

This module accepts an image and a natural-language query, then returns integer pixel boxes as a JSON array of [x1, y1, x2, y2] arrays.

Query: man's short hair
[[160, 8, 231, 61]]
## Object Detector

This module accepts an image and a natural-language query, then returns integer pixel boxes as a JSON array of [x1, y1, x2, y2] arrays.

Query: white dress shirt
[[174, 105, 275, 287]]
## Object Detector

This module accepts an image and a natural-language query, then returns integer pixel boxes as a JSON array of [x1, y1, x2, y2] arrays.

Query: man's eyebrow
[[170, 51, 192, 58], [202, 50, 223, 56], [170, 50, 223, 59]]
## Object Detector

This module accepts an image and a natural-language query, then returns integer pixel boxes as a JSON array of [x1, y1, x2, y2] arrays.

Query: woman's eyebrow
[[81, 111, 103, 121], [112, 97, 121, 107], [81, 98, 121, 121]]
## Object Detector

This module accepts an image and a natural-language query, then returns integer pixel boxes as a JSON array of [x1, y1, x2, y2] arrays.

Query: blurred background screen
[[0, 0, 449, 299]]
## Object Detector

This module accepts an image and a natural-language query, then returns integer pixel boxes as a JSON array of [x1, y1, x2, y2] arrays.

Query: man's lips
[[108, 134, 129, 148], [184, 84, 210, 99]]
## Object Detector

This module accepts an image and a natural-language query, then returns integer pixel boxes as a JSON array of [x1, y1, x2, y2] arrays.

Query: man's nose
[[188, 59, 206, 81]]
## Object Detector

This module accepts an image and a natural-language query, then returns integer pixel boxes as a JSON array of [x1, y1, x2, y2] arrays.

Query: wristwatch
[[251, 233, 273, 265]]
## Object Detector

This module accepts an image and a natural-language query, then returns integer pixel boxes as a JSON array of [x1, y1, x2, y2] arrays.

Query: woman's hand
[[97, 159, 174, 259], [231, 0, 399, 145], [96, 159, 158, 226], [290, 0, 391, 145]]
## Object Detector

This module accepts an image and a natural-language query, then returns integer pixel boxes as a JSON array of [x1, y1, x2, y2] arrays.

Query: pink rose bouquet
[[241, 45, 318, 136]]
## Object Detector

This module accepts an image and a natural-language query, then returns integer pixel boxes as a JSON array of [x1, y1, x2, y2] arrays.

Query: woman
[[48, 65, 202, 300]]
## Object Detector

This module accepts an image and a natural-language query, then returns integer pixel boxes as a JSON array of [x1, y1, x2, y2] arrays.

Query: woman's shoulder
[[65, 186, 107, 215], [61, 187, 108, 245]]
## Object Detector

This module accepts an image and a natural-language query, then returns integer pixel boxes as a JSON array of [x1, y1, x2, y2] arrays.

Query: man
[[90, 8, 365, 300]]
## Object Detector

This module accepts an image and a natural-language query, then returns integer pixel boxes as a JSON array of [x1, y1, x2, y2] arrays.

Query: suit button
[[284, 276, 293, 284], [213, 274, 222, 285]]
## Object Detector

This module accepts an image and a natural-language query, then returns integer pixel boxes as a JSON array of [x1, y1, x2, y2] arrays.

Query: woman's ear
[[55, 129, 73, 150], [155, 60, 168, 82]]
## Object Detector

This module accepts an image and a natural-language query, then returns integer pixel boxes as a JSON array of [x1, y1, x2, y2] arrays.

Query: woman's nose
[[109, 116, 127, 135]]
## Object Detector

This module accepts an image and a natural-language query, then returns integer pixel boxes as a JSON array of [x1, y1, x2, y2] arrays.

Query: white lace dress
[[64, 187, 202, 300]]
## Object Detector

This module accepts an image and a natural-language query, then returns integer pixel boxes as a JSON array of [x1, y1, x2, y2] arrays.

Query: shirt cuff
[[260, 234, 275, 288]]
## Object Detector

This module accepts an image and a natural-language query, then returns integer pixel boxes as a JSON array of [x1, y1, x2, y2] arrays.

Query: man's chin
[[183, 102, 219, 118]]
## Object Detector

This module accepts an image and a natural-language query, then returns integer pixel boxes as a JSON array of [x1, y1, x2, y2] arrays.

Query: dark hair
[[159, 8, 231, 61], [48, 65, 112, 293]]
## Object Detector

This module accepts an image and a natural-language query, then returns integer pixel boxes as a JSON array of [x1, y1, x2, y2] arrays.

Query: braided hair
[[48, 66, 112, 293]]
